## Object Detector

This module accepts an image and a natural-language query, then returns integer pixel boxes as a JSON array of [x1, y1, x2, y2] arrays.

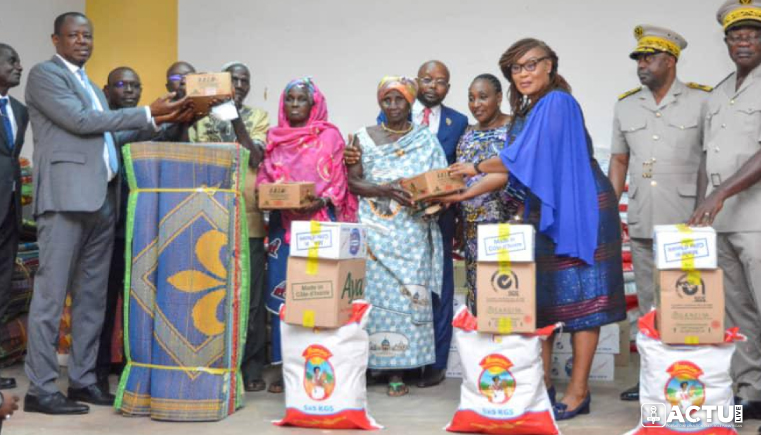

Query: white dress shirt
[[0, 94, 18, 145], [412, 100, 441, 135], [55, 55, 152, 181]]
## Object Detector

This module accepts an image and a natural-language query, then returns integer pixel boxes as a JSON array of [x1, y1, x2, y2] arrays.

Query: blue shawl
[[500, 90, 599, 264]]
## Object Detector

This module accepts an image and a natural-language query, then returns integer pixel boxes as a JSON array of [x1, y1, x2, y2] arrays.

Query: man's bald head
[[416, 60, 451, 108]]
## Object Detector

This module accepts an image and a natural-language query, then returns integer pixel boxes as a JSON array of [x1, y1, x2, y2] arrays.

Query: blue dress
[[501, 91, 626, 332]]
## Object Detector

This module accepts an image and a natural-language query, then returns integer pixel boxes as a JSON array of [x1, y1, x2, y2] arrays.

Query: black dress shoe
[[620, 383, 639, 401], [416, 368, 446, 388], [24, 392, 89, 415], [0, 377, 16, 390], [68, 384, 115, 406], [735, 397, 761, 420]]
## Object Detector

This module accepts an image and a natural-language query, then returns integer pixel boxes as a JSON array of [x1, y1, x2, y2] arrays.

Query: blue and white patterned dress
[[355, 125, 445, 370]]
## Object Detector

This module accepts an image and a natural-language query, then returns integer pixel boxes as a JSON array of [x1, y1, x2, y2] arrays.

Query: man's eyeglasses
[[168, 74, 185, 83], [510, 56, 550, 74], [113, 81, 141, 90], [419, 77, 449, 87]]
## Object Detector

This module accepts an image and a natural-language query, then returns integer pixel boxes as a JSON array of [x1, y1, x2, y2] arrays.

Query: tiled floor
[[4, 361, 758, 435]]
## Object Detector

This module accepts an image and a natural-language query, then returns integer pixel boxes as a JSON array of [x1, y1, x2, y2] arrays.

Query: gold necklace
[[381, 122, 412, 135]]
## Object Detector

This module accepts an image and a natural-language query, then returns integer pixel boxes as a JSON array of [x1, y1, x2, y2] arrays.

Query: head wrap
[[284, 77, 316, 103], [377, 76, 418, 104], [257, 79, 358, 242]]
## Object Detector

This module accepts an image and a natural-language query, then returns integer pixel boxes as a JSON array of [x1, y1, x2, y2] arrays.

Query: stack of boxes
[[550, 322, 629, 382], [475, 224, 536, 334], [283, 221, 368, 328], [653, 225, 723, 344]]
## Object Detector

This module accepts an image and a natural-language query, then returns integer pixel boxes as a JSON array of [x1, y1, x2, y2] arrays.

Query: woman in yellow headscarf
[[346, 77, 446, 397]]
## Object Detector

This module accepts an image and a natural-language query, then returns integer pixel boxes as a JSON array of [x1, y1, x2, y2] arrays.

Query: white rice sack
[[446, 306, 560, 435], [274, 300, 382, 430], [622, 311, 742, 435]]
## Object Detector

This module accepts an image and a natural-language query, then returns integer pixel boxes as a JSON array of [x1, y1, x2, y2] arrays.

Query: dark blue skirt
[[528, 161, 626, 332]]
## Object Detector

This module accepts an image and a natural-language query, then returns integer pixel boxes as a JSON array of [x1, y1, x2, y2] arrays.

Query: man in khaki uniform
[[690, 1, 761, 423], [188, 61, 270, 392], [608, 25, 710, 402]]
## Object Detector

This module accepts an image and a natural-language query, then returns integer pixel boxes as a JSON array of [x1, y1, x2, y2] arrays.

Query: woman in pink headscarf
[[256, 78, 357, 393]]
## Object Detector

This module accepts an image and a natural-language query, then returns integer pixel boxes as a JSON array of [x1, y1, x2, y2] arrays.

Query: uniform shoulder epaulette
[[618, 87, 642, 101], [687, 82, 713, 92]]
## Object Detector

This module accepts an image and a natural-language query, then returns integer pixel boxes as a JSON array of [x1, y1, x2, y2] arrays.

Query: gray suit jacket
[[26, 56, 154, 216], [0, 95, 28, 227]]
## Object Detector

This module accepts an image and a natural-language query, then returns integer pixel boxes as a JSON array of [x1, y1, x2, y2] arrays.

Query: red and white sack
[[623, 311, 743, 435], [274, 300, 381, 430], [446, 306, 560, 435]]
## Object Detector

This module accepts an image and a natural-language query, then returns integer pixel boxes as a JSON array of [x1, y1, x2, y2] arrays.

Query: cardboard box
[[445, 349, 463, 378], [185, 72, 234, 116], [551, 352, 615, 382], [400, 169, 465, 201], [656, 269, 724, 344], [653, 225, 717, 270], [476, 262, 536, 334], [615, 319, 632, 367], [477, 224, 535, 263], [290, 221, 367, 260], [553, 322, 620, 354], [283, 257, 366, 328], [258, 182, 315, 209]]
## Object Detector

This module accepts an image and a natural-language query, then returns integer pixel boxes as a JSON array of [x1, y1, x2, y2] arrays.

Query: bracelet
[[474, 160, 484, 174]]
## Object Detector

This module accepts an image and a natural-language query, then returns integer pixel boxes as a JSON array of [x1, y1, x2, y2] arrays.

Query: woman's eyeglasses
[[510, 56, 550, 74]]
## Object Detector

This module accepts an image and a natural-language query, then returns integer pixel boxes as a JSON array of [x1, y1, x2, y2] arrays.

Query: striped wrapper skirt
[[115, 142, 250, 421]]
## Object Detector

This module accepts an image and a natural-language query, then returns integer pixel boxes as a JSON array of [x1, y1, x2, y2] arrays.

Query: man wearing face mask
[[688, 1, 761, 424], [608, 25, 710, 402]]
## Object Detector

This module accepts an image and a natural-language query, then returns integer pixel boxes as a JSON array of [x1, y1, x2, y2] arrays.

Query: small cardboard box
[[476, 262, 536, 334], [401, 169, 465, 201], [653, 225, 717, 270], [656, 269, 724, 345], [554, 322, 620, 354], [185, 72, 233, 116], [258, 182, 315, 209], [551, 352, 615, 382], [477, 224, 535, 263], [290, 221, 367, 260], [284, 257, 366, 328]]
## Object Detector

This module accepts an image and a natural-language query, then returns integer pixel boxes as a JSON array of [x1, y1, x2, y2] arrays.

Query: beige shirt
[[704, 65, 761, 232], [189, 105, 270, 237], [611, 80, 709, 238]]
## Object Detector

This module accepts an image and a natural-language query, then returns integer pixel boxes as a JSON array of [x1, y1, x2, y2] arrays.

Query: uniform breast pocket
[[667, 117, 700, 149], [736, 105, 761, 136], [620, 118, 647, 139]]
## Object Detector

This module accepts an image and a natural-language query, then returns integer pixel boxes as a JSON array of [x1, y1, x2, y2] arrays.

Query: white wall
[[0, 0, 86, 159], [179, 0, 733, 151]]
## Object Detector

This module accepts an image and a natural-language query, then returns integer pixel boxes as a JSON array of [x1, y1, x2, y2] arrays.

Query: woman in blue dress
[[450, 38, 626, 421]]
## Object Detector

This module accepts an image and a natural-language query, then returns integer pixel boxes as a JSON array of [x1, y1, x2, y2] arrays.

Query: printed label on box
[[663, 238, 710, 264], [295, 230, 334, 251], [291, 281, 334, 301], [483, 233, 528, 256]]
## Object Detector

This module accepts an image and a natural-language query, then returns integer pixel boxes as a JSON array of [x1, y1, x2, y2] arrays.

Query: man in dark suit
[[23, 12, 187, 415], [360, 60, 469, 387], [0, 42, 28, 393]]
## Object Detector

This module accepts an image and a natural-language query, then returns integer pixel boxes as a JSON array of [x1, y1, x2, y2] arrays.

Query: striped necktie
[[77, 69, 118, 175], [0, 99, 13, 150]]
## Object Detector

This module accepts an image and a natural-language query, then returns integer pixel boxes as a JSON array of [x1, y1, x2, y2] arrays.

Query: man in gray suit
[[0, 42, 28, 393], [23, 12, 188, 415]]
